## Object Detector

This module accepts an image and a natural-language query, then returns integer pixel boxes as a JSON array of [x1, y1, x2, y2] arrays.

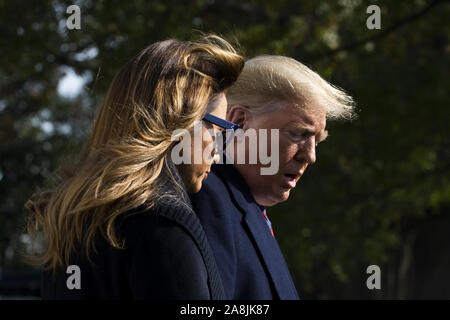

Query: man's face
[[231, 101, 328, 207]]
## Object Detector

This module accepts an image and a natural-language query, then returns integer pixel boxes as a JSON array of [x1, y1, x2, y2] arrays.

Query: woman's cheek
[[201, 130, 215, 165]]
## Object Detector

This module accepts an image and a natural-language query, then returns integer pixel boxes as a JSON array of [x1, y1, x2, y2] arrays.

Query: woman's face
[[177, 93, 227, 193]]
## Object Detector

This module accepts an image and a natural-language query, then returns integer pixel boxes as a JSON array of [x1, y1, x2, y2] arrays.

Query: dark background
[[0, 0, 449, 299]]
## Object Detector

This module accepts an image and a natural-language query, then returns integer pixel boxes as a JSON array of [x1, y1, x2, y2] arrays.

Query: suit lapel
[[213, 164, 299, 299]]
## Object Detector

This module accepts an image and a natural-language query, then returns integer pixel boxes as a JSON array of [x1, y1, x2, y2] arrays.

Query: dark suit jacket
[[190, 163, 299, 300], [41, 161, 225, 300]]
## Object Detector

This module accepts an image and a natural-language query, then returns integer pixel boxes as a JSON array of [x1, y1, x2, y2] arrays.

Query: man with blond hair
[[190, 55, 355, 300]]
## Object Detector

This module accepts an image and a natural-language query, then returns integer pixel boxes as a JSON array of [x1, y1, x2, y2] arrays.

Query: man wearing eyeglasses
[[191, 55, 356, 299]]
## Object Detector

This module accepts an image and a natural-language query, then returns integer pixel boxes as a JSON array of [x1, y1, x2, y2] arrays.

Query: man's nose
[[295, 137, 316, 164]]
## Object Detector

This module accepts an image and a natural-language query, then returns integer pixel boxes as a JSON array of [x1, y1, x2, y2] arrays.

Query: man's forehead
[[256, 99, 326, 131], [281, 102, 326, 129]]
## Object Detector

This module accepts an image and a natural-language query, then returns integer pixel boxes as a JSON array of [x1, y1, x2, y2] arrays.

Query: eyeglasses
[[202, 113, 240, 146], [202, 113, 240, 131]]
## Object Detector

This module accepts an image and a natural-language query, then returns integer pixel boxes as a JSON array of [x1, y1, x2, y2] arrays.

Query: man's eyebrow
[[287, 123, 328, 140], [287, 123, 316, 133]]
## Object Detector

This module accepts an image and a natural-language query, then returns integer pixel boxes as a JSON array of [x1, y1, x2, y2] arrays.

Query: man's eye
[[287, 131, 305, 141]]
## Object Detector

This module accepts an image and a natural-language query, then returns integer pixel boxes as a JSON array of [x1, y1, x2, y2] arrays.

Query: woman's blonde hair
[[24, 35, 244, 270], [226, 55, 355, 120]]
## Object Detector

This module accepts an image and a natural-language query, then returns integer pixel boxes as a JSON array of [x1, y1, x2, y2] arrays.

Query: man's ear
[[227, 105, 251, 130]]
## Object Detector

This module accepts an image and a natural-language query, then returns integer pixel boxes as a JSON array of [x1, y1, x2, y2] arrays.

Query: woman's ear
[[227, 105, 250, 130]]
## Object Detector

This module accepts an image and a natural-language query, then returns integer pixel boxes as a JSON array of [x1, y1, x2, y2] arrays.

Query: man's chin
[[280, 188, 292, 201], [255, 188, 292, 207], [267, 188, 291, 206]]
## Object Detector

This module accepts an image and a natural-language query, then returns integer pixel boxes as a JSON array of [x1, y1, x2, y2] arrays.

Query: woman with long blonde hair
[[24, 35, 244, 299]]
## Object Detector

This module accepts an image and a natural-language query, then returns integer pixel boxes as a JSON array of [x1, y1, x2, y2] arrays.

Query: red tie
[[262, 209, 274, 237]]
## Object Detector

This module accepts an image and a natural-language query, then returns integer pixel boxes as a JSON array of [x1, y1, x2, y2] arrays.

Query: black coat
[[190, 163, 299, 300], [41, 161, 225, 300]]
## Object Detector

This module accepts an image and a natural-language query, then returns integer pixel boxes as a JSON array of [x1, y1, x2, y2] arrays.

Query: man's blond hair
[[226, 55, 355, 120]]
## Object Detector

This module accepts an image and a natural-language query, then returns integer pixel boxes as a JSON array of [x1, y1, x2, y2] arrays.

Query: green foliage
[[0, 0, 448, 298]]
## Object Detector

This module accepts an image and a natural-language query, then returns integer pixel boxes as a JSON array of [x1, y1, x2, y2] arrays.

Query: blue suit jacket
[[190, 163, 299, 300]]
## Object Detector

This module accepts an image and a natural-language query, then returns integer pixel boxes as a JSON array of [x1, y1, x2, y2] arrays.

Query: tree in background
[[0, 0, 448, 298]]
